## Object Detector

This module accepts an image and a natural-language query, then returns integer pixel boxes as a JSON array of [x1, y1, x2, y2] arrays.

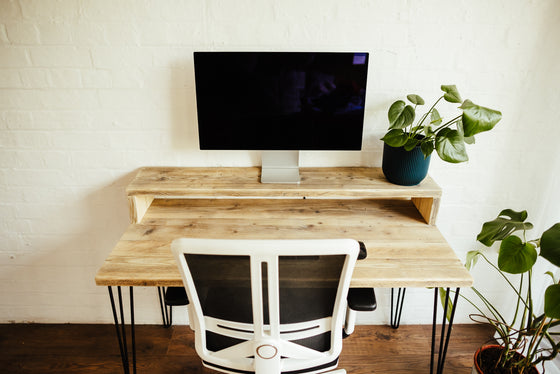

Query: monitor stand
[[260, 151, 300, 184]]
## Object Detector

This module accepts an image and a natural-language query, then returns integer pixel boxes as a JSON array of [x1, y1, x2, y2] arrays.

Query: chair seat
[[164, 287, 189, 306], [347, 288, 376, 311]]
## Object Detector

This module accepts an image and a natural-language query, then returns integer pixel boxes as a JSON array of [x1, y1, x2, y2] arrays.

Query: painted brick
[[47, 68, 83, 88], [148, 0, 205, 22], [207, 0, 275, 22], [19, 68, 50, 88], [108, 68, 144, 88], [0, 69, 22, 88], [5, 22, 39, 44], [0, 89, 99, 110], [91, 46, 153, 68], [71, 22, 108, 45], [36, 21, 73, 45], [19, 0, 80, 21], [29, 46, 92, 67], [81, 69, 111, 88], [0, 110, 34, 130], [101, 22, 141, 46], [80, 0, 146, 21], [30, 110, 95, 130], [0, 1, 22, 21], [0, 47, 31, 67], [0, 24, 9, 43]]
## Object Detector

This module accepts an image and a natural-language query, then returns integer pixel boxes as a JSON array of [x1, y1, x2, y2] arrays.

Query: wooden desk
[[95, 167, 472, 374]]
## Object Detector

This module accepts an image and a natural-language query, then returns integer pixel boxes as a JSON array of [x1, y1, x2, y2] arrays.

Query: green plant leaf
[[404, 137, 419, 151], [388, 101, 415, 129], [430, 108, 442, 126], [540, 223, 560, 267], [461, 101, 502, 137], [435, 128, 468, 163], [407, 94, 425, 105], [498, 236, 537, 274], [476, 209, 534, 247], [420, 140, 434, 159], [545, 284, 560, 319], [459, 99, 476, 109], [465, 250, 482, 270], [424, 125, 435, 137], [545, 271, 558, 284], [464, 136, 475, 144], [455, 118, 475, 144], [381, 129, 408, 147], [441, 85, 462, 103]]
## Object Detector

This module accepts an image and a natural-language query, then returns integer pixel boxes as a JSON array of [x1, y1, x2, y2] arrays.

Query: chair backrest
[[171, 238, 359, 374]]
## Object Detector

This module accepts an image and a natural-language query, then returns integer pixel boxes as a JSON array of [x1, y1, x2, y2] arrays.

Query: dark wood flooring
[[0, 323, 494, 373]]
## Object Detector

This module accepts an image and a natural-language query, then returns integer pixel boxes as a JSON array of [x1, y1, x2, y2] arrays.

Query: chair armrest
[[347, 288, 376, 311], [358, 241, 367, 260]]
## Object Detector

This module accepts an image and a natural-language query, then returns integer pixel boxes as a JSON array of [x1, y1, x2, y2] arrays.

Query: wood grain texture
[[128, 195, 154, 223], [126, 167, 442, 199], [412, 196, 440, 225], [0, 323, 495, 374], [95, 198, 472, 288], [125, 167, 441, 224]]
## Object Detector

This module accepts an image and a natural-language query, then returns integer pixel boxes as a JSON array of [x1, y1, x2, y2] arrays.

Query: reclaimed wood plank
[[126, 167, 441, 199], [95, 198, 472, 288]]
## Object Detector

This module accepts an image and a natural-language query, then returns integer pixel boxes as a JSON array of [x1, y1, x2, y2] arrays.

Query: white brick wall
[[1, 0, 559, 325]]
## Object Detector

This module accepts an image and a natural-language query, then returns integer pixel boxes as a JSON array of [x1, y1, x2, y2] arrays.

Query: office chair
[[172, 238, 360, 374]]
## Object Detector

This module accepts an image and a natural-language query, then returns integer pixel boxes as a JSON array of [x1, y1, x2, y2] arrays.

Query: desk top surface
[[126, 167, 442, 199], [95, 197, 472, 288]]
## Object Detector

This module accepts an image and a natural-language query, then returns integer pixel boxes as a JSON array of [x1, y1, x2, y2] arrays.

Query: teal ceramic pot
[[382, 142, 431, 186]]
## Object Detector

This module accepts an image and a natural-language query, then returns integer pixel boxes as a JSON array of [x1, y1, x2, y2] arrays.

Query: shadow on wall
[[362, 95, 391, 167], [169, 57, 198, 151]]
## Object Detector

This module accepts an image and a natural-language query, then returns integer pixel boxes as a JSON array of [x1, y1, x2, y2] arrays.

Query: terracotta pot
[[472, 345, 539, 374]]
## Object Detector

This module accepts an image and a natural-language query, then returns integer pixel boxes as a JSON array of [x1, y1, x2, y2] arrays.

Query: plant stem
[[409, 95, 445, 139], [479, 253, 531, 309], [524, 317, 548, 367], [433, 114, 462, 133]]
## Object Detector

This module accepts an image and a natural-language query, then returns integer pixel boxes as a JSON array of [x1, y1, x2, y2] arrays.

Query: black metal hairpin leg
[[158, 287, 172, 328], [390, 287, 406, 329], [430, 287, 460, 374], [108, 286, 137, 374]]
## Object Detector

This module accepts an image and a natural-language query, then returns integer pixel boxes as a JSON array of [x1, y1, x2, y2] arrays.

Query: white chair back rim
[[172, 238, 359, 374]]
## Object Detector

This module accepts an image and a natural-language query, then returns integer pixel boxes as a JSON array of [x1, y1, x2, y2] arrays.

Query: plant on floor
[[381, 85, 502, 163], [462, 209, 560, 373]]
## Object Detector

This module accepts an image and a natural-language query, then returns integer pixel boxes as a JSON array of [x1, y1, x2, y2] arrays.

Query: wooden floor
[[0, 323, 494, 373]]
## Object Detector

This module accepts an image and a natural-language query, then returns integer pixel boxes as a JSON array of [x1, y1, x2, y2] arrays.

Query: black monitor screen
[[194, 52, 369, 151]]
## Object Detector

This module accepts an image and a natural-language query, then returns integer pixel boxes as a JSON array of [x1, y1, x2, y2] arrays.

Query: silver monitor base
[[260, 151, 300, 184]]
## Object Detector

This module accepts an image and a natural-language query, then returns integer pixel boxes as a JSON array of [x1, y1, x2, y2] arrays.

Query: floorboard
[[0, 323, 494, 373]]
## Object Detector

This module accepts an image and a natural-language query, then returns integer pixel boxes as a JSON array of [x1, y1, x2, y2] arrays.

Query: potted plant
[[461, 209, 560, 373], [381, 85, 502, 185]]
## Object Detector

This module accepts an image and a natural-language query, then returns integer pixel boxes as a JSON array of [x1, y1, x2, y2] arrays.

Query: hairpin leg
[[430, 287, 460, 374], [158, 287, 172, 328], [108, 286, 137, 374], [390, 287, 406, 329]]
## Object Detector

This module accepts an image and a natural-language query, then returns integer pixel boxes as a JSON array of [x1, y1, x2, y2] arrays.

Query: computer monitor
[[193, 51, 369, 183]]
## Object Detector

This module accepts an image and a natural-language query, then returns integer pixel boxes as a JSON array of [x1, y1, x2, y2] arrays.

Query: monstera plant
[[463, 209, 560, 373], [381, 85, 502, 163]]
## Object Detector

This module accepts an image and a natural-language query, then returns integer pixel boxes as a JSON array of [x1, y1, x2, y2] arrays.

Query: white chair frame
[[172, 238, 358, 374]]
